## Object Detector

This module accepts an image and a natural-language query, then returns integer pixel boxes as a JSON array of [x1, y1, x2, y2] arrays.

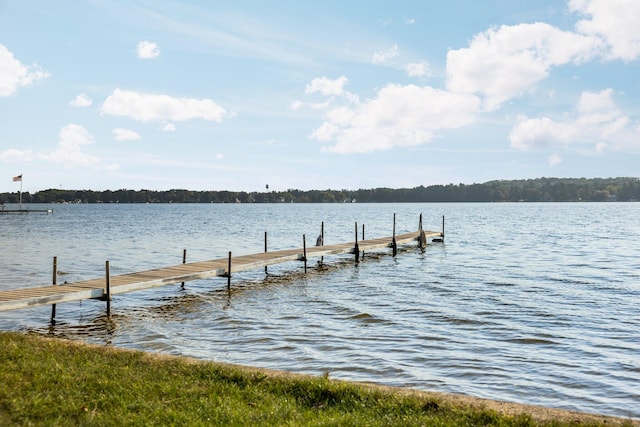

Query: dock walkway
[[0, 224, 443, 316]]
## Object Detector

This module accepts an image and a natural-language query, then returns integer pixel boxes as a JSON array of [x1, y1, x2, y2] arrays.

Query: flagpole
[[19, 176, 23, 210]]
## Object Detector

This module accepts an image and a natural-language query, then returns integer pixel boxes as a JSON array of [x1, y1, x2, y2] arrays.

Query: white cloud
[[305, 76, 349, 96], [162, 123, 176, 131], [548, 153, 562, 166], [113, 128, 142, 141], [289, 100, 304, 111], [446, 23, 602, 110], [404, 17, 416, 25], [570, 0, 640, 61], [310, 84, 480, 153], [509, 89, 635, 150], [405, 61, 430, 77], [69, 93, 92, 107], [0, 148, 35, 162], [215, 153, 224, 160], [509, 116, 576, 149], [303, 76, 359, 106], [0, 44, 50, 97], [101, 89, 230, 122], [293, 99, 333, 111], [137, 41, 160, 59], [46, 124, 99, 167], [372, 44, 400, 64], [0, 125, 99, 166]]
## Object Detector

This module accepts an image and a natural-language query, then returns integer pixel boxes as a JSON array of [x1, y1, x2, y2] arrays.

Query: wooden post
[[264, 231, 268, 275], [50, 256, 57, 322], [320, 222, 324, 265], [105, 260, 111, 317], [303, 234, 308, 273], [354, 222, 360, 262], [227, 251, 232, 291], [181, 249, 187, 289], [392, 214, 398, 256], [442, 215, 445, 242]]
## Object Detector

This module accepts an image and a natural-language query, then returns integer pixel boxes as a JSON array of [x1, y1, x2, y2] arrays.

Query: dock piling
[[50, 256, 57, 322], [105, 261, 111, 317], [303, 234, 308, 273], [354, 222, 360, 262], [320, 222, 324, 265], [226, 252, 232, 291], [392, 214, 398, 256], [181, 249, 187, 289], [264, 232, 268, 274]]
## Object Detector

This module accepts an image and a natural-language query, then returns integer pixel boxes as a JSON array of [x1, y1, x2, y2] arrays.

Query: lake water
[[1, 202, 638, 419]]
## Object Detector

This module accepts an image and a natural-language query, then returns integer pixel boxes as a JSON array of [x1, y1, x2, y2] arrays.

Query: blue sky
[[1, 0, 639, 193]]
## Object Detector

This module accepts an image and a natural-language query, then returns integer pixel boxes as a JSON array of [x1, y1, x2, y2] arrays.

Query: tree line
[[2, 177, 639, 204]]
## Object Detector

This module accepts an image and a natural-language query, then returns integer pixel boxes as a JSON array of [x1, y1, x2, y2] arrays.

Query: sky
[[1, 0, 639, 193]]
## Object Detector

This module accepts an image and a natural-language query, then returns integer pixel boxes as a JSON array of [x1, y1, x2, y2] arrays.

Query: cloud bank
[[0, 125, 113, 169], [311, 83, 480, 153], [46, 124, 100, 167], [510, 89, 632, 151], [304, 0, 640, 155]]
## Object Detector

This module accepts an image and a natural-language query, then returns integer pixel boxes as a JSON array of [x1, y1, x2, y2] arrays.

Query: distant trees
[[2, 177, 639, 204]]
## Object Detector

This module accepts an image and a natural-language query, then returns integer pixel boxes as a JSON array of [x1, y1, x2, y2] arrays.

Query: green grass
[[0, 332, 634, 426]]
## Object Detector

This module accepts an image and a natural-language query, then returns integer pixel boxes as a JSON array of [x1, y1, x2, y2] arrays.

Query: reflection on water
[[2, 202, 640, 419]]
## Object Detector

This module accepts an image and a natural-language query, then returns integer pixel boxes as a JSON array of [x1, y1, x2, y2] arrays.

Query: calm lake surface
[[1, 202, 638, 419]]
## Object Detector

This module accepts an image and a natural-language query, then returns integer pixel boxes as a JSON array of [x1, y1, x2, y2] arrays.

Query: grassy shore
[[0, 332, 636, 426]]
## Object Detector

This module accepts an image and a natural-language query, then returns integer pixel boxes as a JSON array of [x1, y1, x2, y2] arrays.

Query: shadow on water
[[35, 314, 119, 345]]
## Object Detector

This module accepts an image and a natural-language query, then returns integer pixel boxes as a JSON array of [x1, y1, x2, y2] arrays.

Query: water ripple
[[2, 202, 639, 419]]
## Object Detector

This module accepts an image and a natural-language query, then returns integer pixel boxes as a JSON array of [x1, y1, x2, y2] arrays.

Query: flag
[[12, 174, 22, 182]]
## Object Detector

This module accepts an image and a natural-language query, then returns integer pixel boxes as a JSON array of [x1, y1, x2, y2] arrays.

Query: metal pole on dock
[[50, 256, 57, 322], [392, 214, 398, 256], [442, 215, 445, 242], [181, 249, 187, 289], [105, 261, 111, 317], [227, 252, 232, 291], [361, 223, 365, 259], [354, 222, 360, 262]]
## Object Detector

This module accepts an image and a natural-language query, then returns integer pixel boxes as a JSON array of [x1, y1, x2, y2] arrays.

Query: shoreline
[[146, 351, 639, 425], [11, 332, 638, 426]]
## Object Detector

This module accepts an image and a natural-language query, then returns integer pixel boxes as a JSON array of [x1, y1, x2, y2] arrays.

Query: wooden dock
[[0, 216, 443, 319], [0, 208, 53, 214]]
